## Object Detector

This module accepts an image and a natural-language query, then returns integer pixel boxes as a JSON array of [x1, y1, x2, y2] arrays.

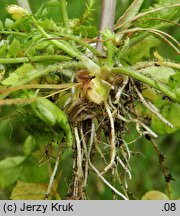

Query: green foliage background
[[0, 0, 179, 199]]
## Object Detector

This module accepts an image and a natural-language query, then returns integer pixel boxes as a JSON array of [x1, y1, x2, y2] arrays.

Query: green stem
[[0, 55, 71, 64], [18, 62, 84, 86], [0, 31, 27, 37], [31, 16, 81, 59], [132, 61, 180, 70], [0, 61, 84, 99], [111, 66, 179, 103], [126, 22, 174, 48], [47, 35, 102, 57], [60, 0, 70, 30], [67, 36, 101, 57], [107, 41, 113, 65], [161, 61, 180, 70]]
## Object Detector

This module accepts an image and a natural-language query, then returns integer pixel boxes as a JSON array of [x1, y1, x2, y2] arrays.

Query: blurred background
[[0, 0, 179, 199]]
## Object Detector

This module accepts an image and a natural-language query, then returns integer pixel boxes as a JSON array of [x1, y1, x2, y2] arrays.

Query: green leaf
[[142, 190, 169, 200], [173, 88, 180, 98], [12, 16, 31, 32], [0, 40, 8, 58], [38, 18, 59, 32], [167, 72, 180, 98], [19, 156, 49, 183], [135, 0, 179, 29], [124, 35, 160, 63], [116, 0, 144, 29], [4, 18, 14, 30], [0, 21, 4, 30], [11, 180, 48, 200], [139, 65, 176, 83], [73, 25, 98, 38], [80, 0, 96, 25], [35, 99, 57, 126], [35, 40, 53, 51], [34, 5, 48, 20], [82, 56, 101, 76], [151, 102, 180, 134], [23, 136, 37, 156], [8, 38, 22, 57], [23, 114, 56, 146], [1, 63, 35, 85], [168, 72, 180, 89], [0, 156, 25, 188], [34, 98, 73, 147], [47, 0, 60, 6], [1, 73, 19, 85], [155, 0, 178, 4], [152, 0, 179, 20], [14, 63, 35, 75]]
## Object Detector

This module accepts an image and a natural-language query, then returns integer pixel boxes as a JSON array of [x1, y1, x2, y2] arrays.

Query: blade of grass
[[60, 0, 70, 30], [115, 3, 180, 30], [115, 0, 144, 29]]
